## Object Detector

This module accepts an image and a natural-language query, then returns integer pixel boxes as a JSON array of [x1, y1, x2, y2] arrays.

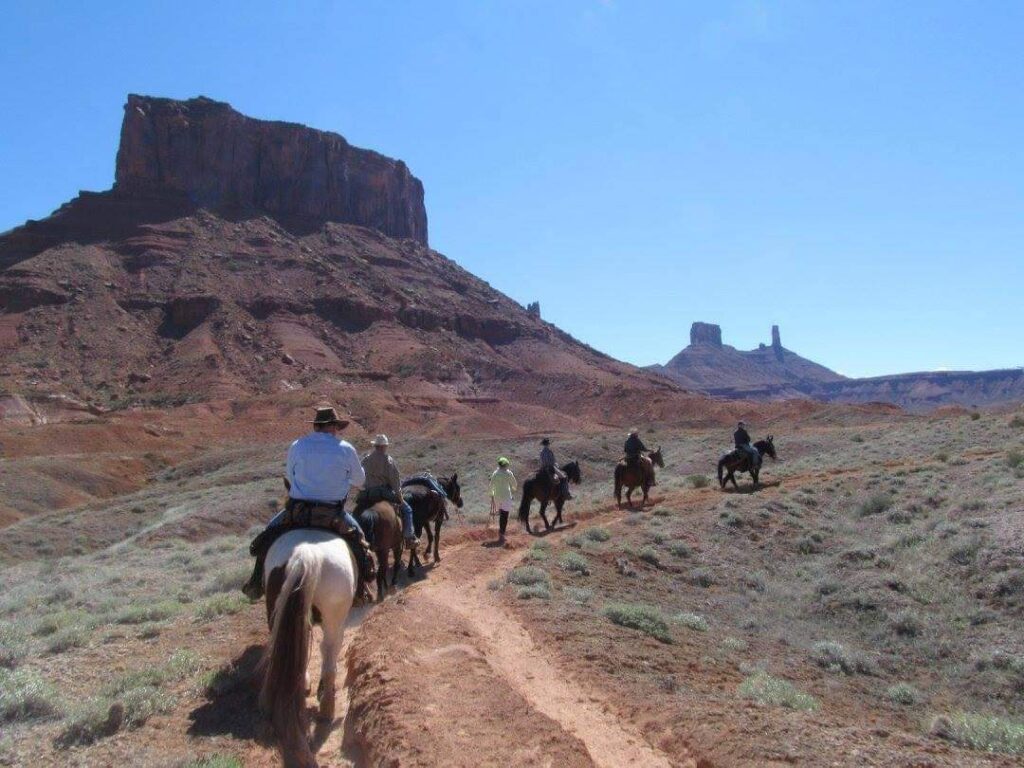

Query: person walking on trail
[[358, 434, 419, 546], [489, 457, 517, 542], [734, 420, 759, 467], [540, 437, 572, 500], [242, 406, 374, 601]]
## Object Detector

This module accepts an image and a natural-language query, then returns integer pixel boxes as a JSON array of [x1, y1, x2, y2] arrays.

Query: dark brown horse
[[518, 461, 581, 533], [718, 436, 777, 489], [403, 473, 463, 568], [357, 502, 406, 601], [614, 447, 664, 508]]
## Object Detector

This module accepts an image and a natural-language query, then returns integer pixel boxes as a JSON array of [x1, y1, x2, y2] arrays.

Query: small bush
[[1009, 415, 1024, 429], [58, 698, 123, 746], [523, 544, 549, 563], [857, 493, 893, 517], [722, 637, 748, 652], [116, 601, 181, 625], [121, 685, 174, 726], [33, 609, 88, 637], [583, 527, 611, 543], [507, 566, 549, 587], [0, 667, 62, 722], [0, 624, 28, 669], [884, 683, 921, 705], [202, 565, 253, 596], [673, 612, 708, 632], [517, 583, 551, 600], [108, 650, 202, 696], [638, 546, 661, 566], [738, 672, 818, 711], [811, 641, 876, 675], [931, 712, 1024, 754], [603, 603, 672, 643], [194, 594, 247, 622], [563, 587, 593, 605], [688, 568, 715, 588], [1007, 450, 1024, 470], [185, 757, 245, 768], [797, 534, 824, 555], [559, 551, 591, 575], [970, 412, 981, 421], [667, 541, 692, 558], [688, 474, 709, 489], [891, 610, 924, 638], [46, 625, 91, 654]]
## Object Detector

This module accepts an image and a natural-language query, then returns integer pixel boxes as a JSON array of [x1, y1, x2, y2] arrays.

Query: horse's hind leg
[[729, 470, 739, 490], [376, 549, 387, 603], [433, 517, 442, 562], [316, 613, 344, 722], [391, 544, 402, 591], [538, 501, 551, 531]]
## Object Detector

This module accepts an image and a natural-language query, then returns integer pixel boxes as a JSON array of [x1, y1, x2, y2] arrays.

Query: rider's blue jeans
[[400, 500, 415, 539]]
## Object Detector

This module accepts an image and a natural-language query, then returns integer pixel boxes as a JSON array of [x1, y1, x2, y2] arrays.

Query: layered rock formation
[[652, 323, 1024, 411], [115, 95, 428, 243], [0, 95, 707, 428]]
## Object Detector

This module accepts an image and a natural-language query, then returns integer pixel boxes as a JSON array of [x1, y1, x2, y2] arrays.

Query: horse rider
[[242, 406, 375, 601], [489, 456, 517, 543], [540, 438, 572, 500], [356, 434, 419, 546], [734, 420, 759, 467], [624, 428, 655, 484]]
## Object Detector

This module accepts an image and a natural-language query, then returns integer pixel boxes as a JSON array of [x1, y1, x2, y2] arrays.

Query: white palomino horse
[[260, 528, 357, 768]]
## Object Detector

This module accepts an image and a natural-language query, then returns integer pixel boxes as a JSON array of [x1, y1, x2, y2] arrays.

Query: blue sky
[[2, 1, 1022, 377]]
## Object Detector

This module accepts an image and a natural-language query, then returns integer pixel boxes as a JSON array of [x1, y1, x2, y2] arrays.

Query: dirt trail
[[336, 506, 695, 768]]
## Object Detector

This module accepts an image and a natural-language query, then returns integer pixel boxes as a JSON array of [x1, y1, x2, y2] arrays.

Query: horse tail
[[260, 543, 321, 759], [518, 480, 532, 522]]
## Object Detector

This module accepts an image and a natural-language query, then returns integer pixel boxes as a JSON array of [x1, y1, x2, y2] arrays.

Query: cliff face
[[115, 95, 428, 243]]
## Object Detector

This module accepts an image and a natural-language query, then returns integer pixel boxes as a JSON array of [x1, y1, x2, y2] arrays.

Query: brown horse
[[518, 461, 581, 533], [614, 447, 664, 508], [357, 502, 406, 601], [403, 473, 463, 567]]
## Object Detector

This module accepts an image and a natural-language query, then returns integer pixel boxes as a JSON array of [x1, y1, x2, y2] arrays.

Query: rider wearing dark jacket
[[734, 424, 751, 448], [624, 430, 647, 460]]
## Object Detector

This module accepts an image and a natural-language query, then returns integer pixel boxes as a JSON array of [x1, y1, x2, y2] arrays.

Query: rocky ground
[[1, 407, 1023, 766]]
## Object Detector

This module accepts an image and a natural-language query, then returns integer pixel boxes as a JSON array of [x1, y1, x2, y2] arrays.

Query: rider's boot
[[400, 501, 420, 547], [344, 531, 376, 602], [242, 551, 266, 600]]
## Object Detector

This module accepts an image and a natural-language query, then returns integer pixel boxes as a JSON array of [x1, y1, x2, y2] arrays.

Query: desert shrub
[[202, 565, 253, 595], [891, 610, 924, 638], [970, 412, 981, 421], [931, 712, 1024, 754], [108, 650, 202, 696], [797, 533, 824, 554], [688, 474, 709, 489], [195, 594, 247, 622], [46, 625, 91, 654], [566, 534, 584, 549], [517, 583, 551, 600], [857, 493, 893, 517], [884, 683, 921, 705], [116, 601, 181, 625], [185, 757, 244, 768], [673, 612, 708, 632], [667, 541, 692, 558], [1007, 450, 1024, 470], [524, 543, 550, 563], [582, 527, 611, 543], [0, 624, 28, 669], [638, 546, 661, 566], [816, 579, 841, 596], [949, 537, 982, 566], [44, 585, 75, 606], [887, 509, 913, 524], [0, 667, 62, 722], [811, 641, 876, 675], [738, 672, 818, 711], [851, 434, 865, 443], [688, 568, 715, 588], [1009, 415, 1024, 429], [121, 685, 174, 727], [33, 609, 89, 637], [722, 637, 748, 652], [507, 566, 549, 587], [58, 698, 122, 746], [563, 587, 594, 605], [559, 551, 590, 575], [603, 603, 672, 643], [935, 452, 949, 463]]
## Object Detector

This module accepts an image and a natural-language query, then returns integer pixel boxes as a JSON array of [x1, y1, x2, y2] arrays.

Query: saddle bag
[[283, 499, 350, 533]]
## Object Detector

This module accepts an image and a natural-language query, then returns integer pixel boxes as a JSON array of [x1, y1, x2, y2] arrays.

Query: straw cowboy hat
[[311, 406, 349, 428], [628, 427, 639, 436], [370, 434, 390, 447]]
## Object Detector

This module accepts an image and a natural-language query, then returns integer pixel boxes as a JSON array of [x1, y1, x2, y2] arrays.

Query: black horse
[[518, 461, 581, 533], [717, 436, 777, 489], [402, 473, 463, 568]]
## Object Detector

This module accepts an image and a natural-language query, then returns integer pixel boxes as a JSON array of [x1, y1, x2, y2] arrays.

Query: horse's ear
[[452, 472, 458, 482]]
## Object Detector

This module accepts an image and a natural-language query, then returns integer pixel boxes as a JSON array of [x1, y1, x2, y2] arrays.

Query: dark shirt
[[624, 434, 647, 457], [734, 428, 751, 447]]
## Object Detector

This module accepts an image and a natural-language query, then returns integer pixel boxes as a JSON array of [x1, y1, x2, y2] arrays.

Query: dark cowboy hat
[[541, 438, 551, 445], [311, 406, 349, 428]]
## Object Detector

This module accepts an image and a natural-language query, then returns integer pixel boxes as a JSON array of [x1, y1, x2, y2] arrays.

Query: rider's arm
[[285, 440, 300, 493]]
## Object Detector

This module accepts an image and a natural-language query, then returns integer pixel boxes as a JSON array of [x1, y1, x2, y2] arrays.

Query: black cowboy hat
[[541, 438, 550, 445], [311, 406, 349, 428]]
